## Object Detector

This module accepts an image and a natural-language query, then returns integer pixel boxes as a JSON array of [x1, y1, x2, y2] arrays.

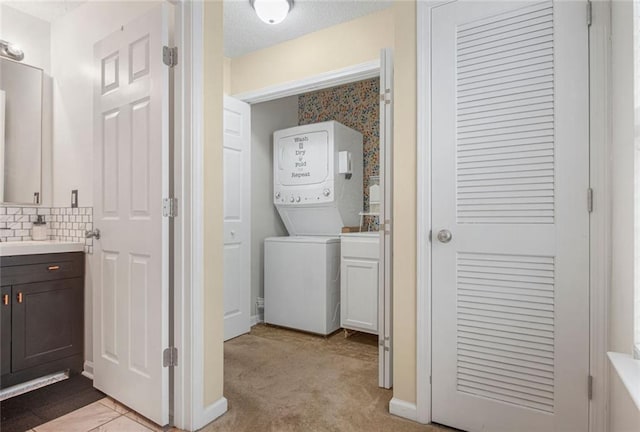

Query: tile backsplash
[[0, 206, 93, 254]]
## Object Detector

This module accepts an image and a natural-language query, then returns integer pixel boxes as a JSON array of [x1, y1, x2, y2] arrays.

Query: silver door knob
[[85, 228, 101, 240], [437, 229, 452, 243]]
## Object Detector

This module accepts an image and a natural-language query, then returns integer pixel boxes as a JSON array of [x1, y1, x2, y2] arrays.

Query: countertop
[[340, 231, 380, 238], [0, 240, 85, 257]]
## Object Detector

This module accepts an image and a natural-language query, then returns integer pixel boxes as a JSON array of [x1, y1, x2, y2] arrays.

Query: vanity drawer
[[0, 252, 84, 285], [340, 236, 380, 260]]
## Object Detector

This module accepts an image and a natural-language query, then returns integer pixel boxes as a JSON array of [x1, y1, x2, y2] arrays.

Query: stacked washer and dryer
[[264, 121, 363, 335]]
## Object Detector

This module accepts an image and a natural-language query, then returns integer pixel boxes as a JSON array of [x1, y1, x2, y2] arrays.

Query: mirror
[[0, 58, 43, 205]]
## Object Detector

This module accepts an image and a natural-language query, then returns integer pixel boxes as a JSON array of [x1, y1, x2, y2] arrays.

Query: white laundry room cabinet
[[340, 232, 380, 335]]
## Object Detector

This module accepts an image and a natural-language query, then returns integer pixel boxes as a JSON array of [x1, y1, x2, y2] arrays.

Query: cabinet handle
[[17, 292, 23, 303], [2, 294, 8, 305], [48, 265, 60, 271]]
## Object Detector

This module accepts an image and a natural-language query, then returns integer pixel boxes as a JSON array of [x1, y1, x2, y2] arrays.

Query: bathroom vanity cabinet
[[340, 233, 380, 335], [0, 252, 84, 388]]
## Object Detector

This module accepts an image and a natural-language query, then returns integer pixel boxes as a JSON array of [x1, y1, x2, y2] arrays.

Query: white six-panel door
[[223, 96, 251, 341], [431, 2, 589, 431], [93, 4, 170, 426]]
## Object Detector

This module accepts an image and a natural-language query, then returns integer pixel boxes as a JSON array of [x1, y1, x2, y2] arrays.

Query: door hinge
[[163, 46, 178, 67], [380, 219, 391, 234], [587, 1, 592, 27], [380, 89, 392, 105], [428, 230, 432, 242], [163, 347, 178, 367], [587, 188, 594, 213], [588, 375, 593, 400], [163, 198, 178, 218]]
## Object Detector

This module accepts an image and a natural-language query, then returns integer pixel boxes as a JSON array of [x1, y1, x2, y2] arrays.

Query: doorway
[[222, 51, 394, 389]]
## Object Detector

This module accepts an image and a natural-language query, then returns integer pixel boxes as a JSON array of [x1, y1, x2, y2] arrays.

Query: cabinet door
[[341, 258, 379, 334], [1, 286, 11, 376], [12, 278, 83, 372]]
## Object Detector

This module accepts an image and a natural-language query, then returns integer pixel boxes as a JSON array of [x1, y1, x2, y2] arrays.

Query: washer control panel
[[274, 186, 333, 205]]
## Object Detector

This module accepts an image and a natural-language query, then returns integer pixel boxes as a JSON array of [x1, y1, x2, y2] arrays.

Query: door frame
[[231, 57, 394, 387], [232, 60, 380, 104], [171, 0, 190, 429], [415, 0, 611, 429], [171, 0, 231, 430]]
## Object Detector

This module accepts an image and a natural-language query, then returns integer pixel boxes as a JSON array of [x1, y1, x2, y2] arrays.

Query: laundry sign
[[278, 131, 329, 185]]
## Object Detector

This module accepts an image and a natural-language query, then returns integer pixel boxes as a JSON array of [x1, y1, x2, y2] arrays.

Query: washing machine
[[264, 236, 341, 335], [264, 121, 363, 335]]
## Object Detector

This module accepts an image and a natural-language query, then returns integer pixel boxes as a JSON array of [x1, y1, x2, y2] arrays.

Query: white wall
[[609, 1, 640, 430], [250, 96, 297, 321], [611, 0, 636, 355], [610, 368, 640, 432], [1, 5, 50, 73], [50, 1, 160, 208], [0, 5, 53, 207], [49, 1, 161, 365]]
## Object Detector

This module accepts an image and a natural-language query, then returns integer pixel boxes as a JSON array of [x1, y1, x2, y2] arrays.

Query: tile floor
[[25, 397, 181, 432]]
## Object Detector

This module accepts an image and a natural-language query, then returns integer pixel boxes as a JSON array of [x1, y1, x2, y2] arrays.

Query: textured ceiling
[[224, 0, 393, 58], [5, 0, 393, 59], [3, 0, 87, 22]]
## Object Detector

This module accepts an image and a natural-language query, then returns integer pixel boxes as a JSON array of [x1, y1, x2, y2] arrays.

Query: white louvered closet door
[[431, 2, 589, 431]]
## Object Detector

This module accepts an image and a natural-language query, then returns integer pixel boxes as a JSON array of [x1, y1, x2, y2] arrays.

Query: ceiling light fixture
[[250, 0, 293, 25]]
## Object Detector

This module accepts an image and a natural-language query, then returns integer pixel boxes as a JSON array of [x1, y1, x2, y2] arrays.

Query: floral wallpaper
[[298, 78, 380, 231]]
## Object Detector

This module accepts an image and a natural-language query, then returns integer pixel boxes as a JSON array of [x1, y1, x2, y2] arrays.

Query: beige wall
[[203, 0, 225, 407], [391, 0, 417, 404], [227, 8, 394, 95], [225, 1, 419, 407]]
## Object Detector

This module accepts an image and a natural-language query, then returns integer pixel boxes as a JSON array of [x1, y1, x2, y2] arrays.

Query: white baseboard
[[82, 361, 94, 380], [195, 397, 228, 430], [250, 314, 263, 327], [389, 397, 418, 422]]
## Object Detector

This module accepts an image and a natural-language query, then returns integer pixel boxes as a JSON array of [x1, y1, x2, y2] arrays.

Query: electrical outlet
[[71, 190, 78, 208], [256, 297, 265, 309]]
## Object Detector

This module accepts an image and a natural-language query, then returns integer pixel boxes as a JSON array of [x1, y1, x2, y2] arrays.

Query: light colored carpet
[[202, 324, 451, 432]]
